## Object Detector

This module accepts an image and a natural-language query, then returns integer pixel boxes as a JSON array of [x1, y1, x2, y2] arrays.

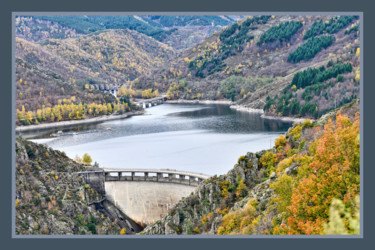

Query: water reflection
[[25, 104, 292, 175]]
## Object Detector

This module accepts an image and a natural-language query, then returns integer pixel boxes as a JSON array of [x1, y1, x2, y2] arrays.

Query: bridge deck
[[102, 168, 210, 180], [78, 168, 210, 187], [134, 95, 167, 104]]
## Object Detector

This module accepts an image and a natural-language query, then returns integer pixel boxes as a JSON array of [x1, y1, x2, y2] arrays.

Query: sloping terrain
[[14, 14, 362, 236], [16, 15, 239, 51], [16, 138, 142, 235], [17, 29, 175, 85], [16, 57, 117, 121], [136, 15, 359, 119], [16, 16, 81, 41], [142, 100, 360, 235], [16, 15, 174, 42], [16, 15, 360, 121], [15, 29, 175, 125]]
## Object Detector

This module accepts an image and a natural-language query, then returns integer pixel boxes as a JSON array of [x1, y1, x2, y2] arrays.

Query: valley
[[14, 14, 361, 236]]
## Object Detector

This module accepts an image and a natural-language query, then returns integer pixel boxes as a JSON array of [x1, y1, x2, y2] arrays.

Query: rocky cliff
[[15, 138, 142, 235]]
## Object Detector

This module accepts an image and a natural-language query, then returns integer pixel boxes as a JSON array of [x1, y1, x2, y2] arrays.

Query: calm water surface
[[25, 104, 292, 175]]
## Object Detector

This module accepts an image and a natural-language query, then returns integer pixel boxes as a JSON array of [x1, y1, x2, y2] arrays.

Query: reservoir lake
[[25, 104, 293, 176]]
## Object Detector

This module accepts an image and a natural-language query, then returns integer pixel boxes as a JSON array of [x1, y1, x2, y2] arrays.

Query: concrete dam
[[80, 168, 209, 225]]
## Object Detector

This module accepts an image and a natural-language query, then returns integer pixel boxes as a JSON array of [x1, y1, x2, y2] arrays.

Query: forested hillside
[[143, 100, 360, 235], [16, 29, 174, 84], [15, 29, 175, 125], [135, 15, 359, 120], [16, 15, 360, 123]]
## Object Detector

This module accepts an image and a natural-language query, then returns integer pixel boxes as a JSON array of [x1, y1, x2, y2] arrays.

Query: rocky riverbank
[[16, 111, 145, 133]]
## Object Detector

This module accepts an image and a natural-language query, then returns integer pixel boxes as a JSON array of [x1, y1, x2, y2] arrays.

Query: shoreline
[[166, 99, 233, 105], [260, 114, 308, 123], [16, 101, 311, 133], [229, 105, 264, 114], [168, 100, 310, 123], [16, 110, 145, 133], [229, 104, 309, 123]]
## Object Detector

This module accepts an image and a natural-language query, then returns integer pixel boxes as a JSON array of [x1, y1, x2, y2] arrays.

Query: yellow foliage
[[356, 47, 360, 56], [201, 214, 208, 224], [218, 199, 259, 235], [234, 67, 242, 74], [302, 119, 313, 129], [55, 175, 58, 181], [324, 196, 360, 235], [82, 153, 92, 164], [259, 151, 277, 169], [289, 125, 302, 141], [355, 73, 360, 82], [216, 207, 230, 216], [276, 156, 294, 175], [120, 228, 126, 235], [274, 135, 287, 149], [193, 227, 200, 234]]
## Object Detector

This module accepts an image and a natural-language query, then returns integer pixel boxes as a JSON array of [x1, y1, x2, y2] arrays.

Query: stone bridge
[[134, 96, 167, 109], [79, 168, 209, 225]]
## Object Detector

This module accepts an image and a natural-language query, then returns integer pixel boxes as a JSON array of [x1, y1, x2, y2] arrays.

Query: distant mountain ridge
[[16, 15, 240, 51]]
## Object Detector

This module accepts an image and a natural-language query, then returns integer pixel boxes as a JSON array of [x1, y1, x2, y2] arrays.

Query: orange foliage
[[283, 112, 360, 235]]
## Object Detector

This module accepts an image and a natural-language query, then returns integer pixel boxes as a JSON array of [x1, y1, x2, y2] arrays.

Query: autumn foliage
[[282, 112, 360, 234], [218, 111, 360, 235]]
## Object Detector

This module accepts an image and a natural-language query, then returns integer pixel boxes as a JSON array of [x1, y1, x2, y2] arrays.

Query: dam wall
[[105, 181, 197, 225], [80, 169, 209, 225]]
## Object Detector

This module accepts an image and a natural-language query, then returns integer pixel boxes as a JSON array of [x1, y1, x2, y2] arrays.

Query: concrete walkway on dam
[[80, 168, 210, 225]]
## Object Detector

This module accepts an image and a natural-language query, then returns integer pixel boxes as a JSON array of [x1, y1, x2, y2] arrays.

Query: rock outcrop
[[15, 138, 142, 235], [142, 151, 269, 235]]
